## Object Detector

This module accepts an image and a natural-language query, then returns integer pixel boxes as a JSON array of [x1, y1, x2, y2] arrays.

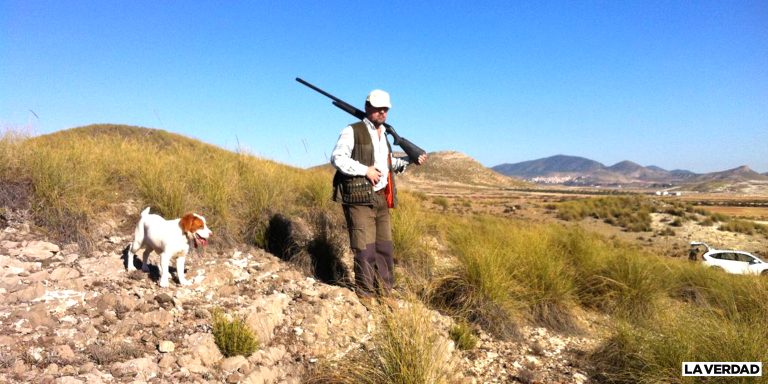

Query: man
[[330, 89, 427, 298]]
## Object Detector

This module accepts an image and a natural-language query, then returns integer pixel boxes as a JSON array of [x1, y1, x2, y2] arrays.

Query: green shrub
[[449, 320, 478, 350], [719, 219, 768, 237], [211, 309, 259, 358], [554, 196, 654, 232], [432, 196, 449, 211]]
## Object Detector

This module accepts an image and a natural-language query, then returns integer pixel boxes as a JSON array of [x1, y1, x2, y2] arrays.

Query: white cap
[[366, 89, 391, 108]]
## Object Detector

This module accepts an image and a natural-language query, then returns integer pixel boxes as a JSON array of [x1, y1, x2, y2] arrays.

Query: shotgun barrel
[[296, 77, 426, 164]]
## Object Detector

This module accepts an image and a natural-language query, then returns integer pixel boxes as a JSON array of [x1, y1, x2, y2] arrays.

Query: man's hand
[[417, 153, 428, 165], [366, 166, 382, 185]]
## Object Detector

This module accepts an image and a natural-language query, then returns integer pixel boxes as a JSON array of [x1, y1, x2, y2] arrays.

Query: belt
[[375, 188, 386, 195]]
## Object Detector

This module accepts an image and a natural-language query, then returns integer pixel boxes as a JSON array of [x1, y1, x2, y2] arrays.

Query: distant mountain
[[491, 155, 767, 191], [646, 165, 667, 172], [492, 155, 603, 178], [692, 166, 767, 182]]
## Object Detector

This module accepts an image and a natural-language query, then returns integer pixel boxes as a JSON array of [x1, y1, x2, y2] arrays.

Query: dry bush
[[86, 340, 144, 365], [304, 303, 455, 384]]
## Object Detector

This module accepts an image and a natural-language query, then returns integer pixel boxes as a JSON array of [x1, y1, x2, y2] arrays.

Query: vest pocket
[[340, 177, 373, 204]]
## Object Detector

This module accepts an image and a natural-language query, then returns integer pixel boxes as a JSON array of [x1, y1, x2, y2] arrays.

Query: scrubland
[[2, 124, 768, 383]]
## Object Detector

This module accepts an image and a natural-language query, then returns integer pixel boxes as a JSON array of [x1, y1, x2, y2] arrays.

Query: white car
[[691, 242, 768, 276]]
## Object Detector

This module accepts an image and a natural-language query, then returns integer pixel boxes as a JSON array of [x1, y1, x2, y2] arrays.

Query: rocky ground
[[0, 207, 599, 384]]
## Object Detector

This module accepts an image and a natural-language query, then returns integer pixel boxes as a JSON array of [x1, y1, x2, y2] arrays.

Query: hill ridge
[[491, 154, 768, 190]]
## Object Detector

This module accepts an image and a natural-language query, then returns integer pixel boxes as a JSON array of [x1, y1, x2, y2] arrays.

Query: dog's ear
[[179, 213, 202, 233]]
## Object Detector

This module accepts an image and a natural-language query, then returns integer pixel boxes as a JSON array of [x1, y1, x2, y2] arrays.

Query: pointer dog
[[127, 207, 212, 287]]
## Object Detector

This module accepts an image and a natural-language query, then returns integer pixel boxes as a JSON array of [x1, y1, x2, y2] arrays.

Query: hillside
[[398, 150, 527, 188], [3, 125, 768, 384], [0, 125, 591, 383], [684, 165, 768, 193]]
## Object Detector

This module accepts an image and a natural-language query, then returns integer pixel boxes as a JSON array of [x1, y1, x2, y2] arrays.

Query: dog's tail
[[140, 207, 151, 217]]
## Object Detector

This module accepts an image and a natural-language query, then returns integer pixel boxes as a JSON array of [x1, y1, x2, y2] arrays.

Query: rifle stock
[[297, 77, 426, 164]]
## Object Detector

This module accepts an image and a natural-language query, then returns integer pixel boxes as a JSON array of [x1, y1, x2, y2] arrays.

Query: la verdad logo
[[683, 362, 762, 377]]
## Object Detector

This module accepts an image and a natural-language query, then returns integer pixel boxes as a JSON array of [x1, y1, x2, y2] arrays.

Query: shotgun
[[296, 77, 426, 165]]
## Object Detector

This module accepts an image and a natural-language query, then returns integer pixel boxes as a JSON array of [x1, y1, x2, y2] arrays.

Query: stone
[[49, 267, 80, 281], [220, 355, 249, 372], [158, 340, 175, 353], [110, 357, 159, 380], [242, 365, 282, 384], [185, 333, 223, 367], [20, 240, 60, 260], [154, 293, 175, 309], [51, 344, 76, 361], [8, 282, 46, 303], [158, 354, 177, 370], [245, 292, 290, 345]]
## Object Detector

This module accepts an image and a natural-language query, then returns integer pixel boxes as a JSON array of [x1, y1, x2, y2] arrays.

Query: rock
[[8, 282, 46, 303], [54, 376, 84, 384], [27, 270, 50, 282], [51, 344, 76, 362], [245, 292, 290, 345], [220, 355, 249, 372], [19, 240, 60, 260], [137, 309, 173, 328], [158, 354, 177, 370], [0, 255, 41, 276], [154, 293, 175, 309], [49, 267, 80, 281], [242, 365, 283, 384], [185, 333, 223, 367], [77, 256, 124, 281], [35, 290, 86, 313], [93, 293, 118, 312], [158, 340, 175, 353], [227, 372, 244, 383], [110, 357, 159, 380]]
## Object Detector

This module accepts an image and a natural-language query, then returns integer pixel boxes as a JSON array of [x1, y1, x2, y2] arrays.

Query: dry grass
[[304, 303, 455, 384], [0, 125, 328, 250], [86, 339, 144, 365]]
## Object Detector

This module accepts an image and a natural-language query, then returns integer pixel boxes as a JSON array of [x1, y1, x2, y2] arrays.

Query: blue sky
[[2, 0, 767, 173]]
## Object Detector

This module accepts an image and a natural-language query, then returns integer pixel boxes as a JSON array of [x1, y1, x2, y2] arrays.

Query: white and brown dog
[[127, 207, 212, 287]]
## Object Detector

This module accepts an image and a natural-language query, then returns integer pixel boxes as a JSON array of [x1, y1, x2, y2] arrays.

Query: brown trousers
[[343, 192, 394, 296]]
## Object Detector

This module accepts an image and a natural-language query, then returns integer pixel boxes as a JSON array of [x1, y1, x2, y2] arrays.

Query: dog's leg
[[126, 245, 137, 271], [127, 240, 143, 271], [176, 256, 191, 286], [127, 220, 146, 271], [141, 249, 152, 272], [159, 252, 171, 288]]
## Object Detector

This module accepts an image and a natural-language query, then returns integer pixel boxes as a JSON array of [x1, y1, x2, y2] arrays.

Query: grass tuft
[[211, 308, 259, 358], [304, 303, 455, 384], [449, 320, 478, 350]]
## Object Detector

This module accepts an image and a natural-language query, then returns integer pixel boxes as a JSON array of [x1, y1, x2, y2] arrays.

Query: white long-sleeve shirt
[[330, 118, 409, 191]]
